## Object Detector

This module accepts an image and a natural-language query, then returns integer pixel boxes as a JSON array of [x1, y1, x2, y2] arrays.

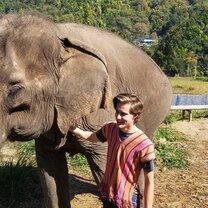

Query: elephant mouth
[[8, 128, 34, 141], [9, 103, 30, 114]]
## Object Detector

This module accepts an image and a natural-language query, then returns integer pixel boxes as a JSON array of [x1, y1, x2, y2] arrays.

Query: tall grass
[[0, 157, 42, 208]]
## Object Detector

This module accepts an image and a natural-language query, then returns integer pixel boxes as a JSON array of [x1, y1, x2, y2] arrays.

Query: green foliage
[[192, 110, 208, 119], [155, 125, 189, 169], [16, 140, 36, 159], [155, 141, 188, 168], [153, 1, 208, 76], [163, 112, 183, 124], [0, 157, 41, 207], [0, 142, 40, 207], [0, 0, 207, 77], [69, 153, 88, 168], [68, 153, 91, 174], [164, 110, 208, 125]]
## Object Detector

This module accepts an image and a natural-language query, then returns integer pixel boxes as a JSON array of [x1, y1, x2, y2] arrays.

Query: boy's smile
[[115, 103, 136, 133]]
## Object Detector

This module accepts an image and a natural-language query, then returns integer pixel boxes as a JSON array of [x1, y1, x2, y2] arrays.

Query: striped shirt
[[98, 122, 155, 208]]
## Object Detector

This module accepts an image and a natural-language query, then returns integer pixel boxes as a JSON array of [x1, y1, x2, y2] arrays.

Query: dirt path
[[154, 119, 208, 208], [69, 119, 208, 208]]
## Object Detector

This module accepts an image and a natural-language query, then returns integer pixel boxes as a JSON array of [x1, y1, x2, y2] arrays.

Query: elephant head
[[0, 14, 111, 146]]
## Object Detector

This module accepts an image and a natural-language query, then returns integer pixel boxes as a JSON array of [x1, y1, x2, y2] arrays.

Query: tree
[[153, 1, 208, 77]]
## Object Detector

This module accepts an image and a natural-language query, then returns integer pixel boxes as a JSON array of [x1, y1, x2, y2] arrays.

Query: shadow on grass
[[68, 173, 99, 201], [0, 160, 99, 208], [0, 159, 43, 208]]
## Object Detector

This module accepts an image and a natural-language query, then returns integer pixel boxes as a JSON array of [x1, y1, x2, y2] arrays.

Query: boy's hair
[[113, 93, 143, 121]]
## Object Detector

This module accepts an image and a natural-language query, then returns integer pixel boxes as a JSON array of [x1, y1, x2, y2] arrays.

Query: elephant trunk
[[0, 94, 7, 146], [0, 116, 7, 148], [0, 132, 7, 148]]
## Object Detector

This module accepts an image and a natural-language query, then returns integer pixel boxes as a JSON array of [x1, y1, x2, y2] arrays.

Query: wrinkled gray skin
[[0, 14, 172, 208]]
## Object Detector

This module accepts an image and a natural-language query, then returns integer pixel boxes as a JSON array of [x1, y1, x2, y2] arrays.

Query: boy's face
[[115, 102, 135, 132]]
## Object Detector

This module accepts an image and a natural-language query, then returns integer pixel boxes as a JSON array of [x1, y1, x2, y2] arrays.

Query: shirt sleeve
[[142, 160, 154, 172], [96, 122, 116, 143], [96, 129, 107, 142], [140, 140, 155, 163]]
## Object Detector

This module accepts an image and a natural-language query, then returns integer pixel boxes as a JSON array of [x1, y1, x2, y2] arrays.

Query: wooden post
[[182, 110, 185, 119], [187, 110, 192, 121]]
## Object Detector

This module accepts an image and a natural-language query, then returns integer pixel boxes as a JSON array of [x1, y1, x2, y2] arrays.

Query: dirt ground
[[69, 119, 208, 208], [0, 119, 207, 208]]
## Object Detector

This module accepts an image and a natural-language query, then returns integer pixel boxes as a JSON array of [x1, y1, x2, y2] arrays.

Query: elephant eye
[[8, 84, 24, 97]]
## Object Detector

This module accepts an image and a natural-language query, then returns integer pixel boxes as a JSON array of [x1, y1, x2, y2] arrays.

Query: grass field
[[169, 77, 208, 94]]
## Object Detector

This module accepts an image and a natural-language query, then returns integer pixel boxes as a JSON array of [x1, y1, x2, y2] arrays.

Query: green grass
[[0, 141, 90, 207], [69, 153, 88, 167], [164, 110, 208, 124], [193, 110, 208, 119], [68, 153, 91, 174], [0, 157, 42, 208], [169, 77, 208, 94], [16, 141, 89, 172], [16, 140, 36, 163], [154, 125, 189, 169], [163, 111, 183, 124]]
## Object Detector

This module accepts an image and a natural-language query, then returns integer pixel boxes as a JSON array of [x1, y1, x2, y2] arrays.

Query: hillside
[[0, 0, 207, 76]]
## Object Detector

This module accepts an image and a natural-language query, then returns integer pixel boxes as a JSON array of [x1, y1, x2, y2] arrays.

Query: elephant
[[0, 14, 172, 208]]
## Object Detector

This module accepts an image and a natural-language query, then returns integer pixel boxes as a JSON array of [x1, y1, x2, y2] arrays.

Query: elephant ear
[[60, 38, 107, 68], [55, 38, 112, 135]]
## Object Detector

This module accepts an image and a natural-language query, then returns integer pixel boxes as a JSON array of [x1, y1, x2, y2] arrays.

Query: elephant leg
[[35, 139, 70, 208], [66, 135, 107, 186], [84, 141, 107, 186]]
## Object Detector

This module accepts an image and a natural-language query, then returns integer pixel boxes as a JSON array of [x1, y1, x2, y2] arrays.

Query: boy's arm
[[143, 170, 154, 208], [69, 126, 99, 142]]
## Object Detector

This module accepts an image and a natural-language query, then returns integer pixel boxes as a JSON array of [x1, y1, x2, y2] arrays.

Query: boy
[[69, 93, 155, 208]]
